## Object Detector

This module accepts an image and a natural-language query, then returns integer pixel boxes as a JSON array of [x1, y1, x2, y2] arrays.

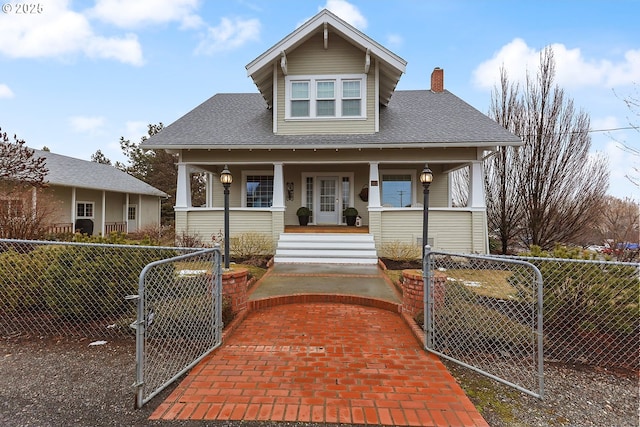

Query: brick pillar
[[222, 268, 248, 315], [401, 269, 446, 317]]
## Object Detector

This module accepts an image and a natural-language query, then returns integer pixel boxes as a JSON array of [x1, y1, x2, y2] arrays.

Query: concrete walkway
[[248, 263, 401, 302], [149, 264, 488, 426]]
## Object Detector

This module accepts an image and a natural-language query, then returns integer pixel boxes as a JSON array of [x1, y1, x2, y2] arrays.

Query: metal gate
[[132, 247, 222, 408], [424, 248, 544, 398]]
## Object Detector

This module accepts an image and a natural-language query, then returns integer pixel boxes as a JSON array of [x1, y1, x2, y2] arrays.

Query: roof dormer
[[245, 9, 407, 109]]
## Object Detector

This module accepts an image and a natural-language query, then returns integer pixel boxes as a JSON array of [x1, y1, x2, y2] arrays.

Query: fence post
[[423, 245, 433, 350]]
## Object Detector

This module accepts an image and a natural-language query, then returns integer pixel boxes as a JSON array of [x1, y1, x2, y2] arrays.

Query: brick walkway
[[150, 303, 488, 426]]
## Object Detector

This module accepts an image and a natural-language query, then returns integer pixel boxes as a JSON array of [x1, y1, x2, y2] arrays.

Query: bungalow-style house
[[31, 150, 166, 236], [142, 9, 521, 263]]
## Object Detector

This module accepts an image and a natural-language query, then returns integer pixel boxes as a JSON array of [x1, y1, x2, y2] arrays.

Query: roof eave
[[142, 140, 523, 152]]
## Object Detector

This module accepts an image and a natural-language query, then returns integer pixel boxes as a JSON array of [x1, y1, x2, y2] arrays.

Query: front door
[[315, 177, 339, 224], [127, 205, 138, 232]]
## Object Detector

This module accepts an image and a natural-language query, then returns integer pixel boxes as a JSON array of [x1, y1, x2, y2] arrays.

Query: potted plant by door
[[296, 206, 311, 226], [344, 207, 358, 226]]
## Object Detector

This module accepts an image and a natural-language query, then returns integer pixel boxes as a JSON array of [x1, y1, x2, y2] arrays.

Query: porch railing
[[105, 222, 126, 234], [47, 222, 73, 234]]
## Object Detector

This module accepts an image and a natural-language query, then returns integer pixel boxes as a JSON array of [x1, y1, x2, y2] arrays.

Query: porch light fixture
[[220, 165, 232, 269], [419, 164, 433, 260]]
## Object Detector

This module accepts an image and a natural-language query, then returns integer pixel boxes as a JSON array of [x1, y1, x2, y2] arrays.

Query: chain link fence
[[425, 251, 544, 398], [512, 256, 639, 372], [424, 250, 639, 397], [135, 248, 222, 408], [0, 239, 197, 340]]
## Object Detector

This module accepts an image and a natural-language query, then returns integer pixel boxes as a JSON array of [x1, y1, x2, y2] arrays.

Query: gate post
[[402, 269, 446, 318], [222, 268, 248, 314]]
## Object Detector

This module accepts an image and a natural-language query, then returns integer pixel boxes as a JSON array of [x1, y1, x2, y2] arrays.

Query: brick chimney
[[431, 67, 444, 93]]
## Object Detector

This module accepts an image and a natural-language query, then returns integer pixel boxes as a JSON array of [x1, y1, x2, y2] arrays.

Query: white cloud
[[69, 116, 106, 133], [0, 0, 143, 65], [89, 0, 203, 29], [321, 0, 367, 30], [473, 38, 640, 91], [195, 17, 260, 55], [0, 84, 14, 99]]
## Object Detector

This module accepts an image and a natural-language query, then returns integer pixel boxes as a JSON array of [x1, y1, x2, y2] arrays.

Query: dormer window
[[285, 74, 366, 120]]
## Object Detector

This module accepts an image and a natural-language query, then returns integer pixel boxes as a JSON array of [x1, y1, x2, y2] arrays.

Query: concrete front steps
[[274, 232, 378, 264]]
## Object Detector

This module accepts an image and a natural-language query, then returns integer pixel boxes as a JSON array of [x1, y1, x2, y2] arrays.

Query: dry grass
[[444, 269, 516, 299]]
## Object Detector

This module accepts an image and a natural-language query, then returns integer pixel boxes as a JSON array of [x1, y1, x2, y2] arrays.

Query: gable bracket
[[323, 22, 328, 49], [280, 51, 287, 76], [364, 48, 371, 74]]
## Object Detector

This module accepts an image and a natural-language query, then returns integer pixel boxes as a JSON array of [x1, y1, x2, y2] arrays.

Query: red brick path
[[150, 303, 488, 426]]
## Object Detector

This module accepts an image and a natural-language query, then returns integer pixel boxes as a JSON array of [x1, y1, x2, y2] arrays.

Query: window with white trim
[[381, 173, 414, 208], [285, 74, 366, 119], [76, 202, 94, 218], [245, 175, 274, 207], [291, 82, 310, 117]]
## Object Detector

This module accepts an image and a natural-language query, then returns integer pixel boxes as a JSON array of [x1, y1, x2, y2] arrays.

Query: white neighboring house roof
[[245, 8, 407, 107], [33, 149, 168, 197]]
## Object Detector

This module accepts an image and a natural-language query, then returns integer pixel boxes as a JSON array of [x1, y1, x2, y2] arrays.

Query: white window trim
[[285, 74, 367, 120], [76, 201, 95, 218], [242, 170, 274, 208], [380, 169, 417, 208]]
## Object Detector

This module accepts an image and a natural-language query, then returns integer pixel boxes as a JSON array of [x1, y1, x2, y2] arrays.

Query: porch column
[[125, 193, 129, 233], [206, 172, 214, 207], [138, 194, 142, 230], [468, 161, 485, 207], [101, 190, 106, 236], [71, 187, 76, 229], [272, 162, 285, 208], [368, 162, 381, 208], [176, 163, 192, 208]]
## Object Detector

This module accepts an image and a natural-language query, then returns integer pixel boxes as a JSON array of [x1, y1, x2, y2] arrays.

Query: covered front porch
[[174, 150, 489, 254]]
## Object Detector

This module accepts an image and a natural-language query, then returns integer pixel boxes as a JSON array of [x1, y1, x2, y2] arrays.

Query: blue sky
[[1, 0, 638, 200]]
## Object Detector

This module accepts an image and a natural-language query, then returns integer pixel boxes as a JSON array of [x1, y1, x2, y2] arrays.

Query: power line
[[587, 126, 637, 133]]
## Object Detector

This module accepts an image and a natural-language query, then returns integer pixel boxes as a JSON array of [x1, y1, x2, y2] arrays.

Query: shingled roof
[[141, 90, 521, 150], [34, 150, 167, 197]]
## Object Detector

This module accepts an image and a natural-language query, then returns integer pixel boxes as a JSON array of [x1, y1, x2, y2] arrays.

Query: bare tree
[[0, 126, 57, 239], [450, 166, 469, 207], [593, 195, 639, 250], [517, 48, 608, 249], [0, 188, 61, 239], [485, 67, 525, 254], [486, 49, 609, 251], [615, 83, 639, 188], [0, 127, 48, 186]]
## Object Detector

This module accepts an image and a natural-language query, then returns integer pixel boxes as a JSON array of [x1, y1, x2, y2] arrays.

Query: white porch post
[[71, 187, 76, 230], [138, 194, 142, 230], [368, 162, 381, 208], [272, 162, 285, 208], [176, 163, 192, 208], [101, 190, 106, 236], [468, 161, 485, 207], [125, 193, 130, 233], [206, 172, 214, 207]]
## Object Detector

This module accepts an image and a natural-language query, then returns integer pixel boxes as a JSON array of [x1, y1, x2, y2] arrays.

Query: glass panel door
[[315, 177, 339, 224]]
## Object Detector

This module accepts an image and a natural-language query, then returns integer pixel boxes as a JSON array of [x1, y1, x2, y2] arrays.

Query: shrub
[[380, 241, 421, 261], [296, 206, 311, 216], [0, 244, 177, 321], [229, 232, 274, 259], [522, 245, 639, 335]]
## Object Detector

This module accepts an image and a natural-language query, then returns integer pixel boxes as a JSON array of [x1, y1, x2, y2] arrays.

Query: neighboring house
[[31, 150, 167, 235], [141, 9, 521, 262]]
